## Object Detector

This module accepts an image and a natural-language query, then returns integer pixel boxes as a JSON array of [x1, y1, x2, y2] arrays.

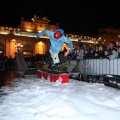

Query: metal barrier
[[69, 59, 120, 88], [84, 59, 120, 76]]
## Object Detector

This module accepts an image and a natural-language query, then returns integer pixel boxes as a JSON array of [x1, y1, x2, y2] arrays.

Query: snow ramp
[[15, 52, 28, 73]]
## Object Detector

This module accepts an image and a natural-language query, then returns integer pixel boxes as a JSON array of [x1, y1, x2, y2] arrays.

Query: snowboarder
[[37, 29, 73, 70]]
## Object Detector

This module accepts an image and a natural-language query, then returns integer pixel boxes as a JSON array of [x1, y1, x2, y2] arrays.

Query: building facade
[[96, 27, 120, 45], [1, 15, 117, 59], [0, 15, 80, 58]]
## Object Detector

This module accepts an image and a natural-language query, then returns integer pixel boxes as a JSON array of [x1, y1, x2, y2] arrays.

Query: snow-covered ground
[[0, 77, 120, 120]]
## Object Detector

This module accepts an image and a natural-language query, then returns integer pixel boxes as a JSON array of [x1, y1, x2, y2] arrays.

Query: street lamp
[[15, 42, 23, 52]]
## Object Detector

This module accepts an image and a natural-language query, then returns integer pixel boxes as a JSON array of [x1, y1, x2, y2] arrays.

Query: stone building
[[0, 15, 102, 59], [0, 15, 80, 58], [96, 27, 120, 45]]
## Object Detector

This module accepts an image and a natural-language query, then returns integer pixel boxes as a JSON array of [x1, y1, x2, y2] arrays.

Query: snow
[[0, 76, 120, 120]]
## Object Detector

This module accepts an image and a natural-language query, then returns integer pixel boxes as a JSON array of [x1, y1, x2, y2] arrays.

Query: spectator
[[107, 42, 116, 55], [76, 42, 85, 60], [88, 48, 95, 59], [109, 48, 118, 60], [71, 48, 77, 60], [99, 45, 106, 58], [64, 49, 69, 60], [76, 42, 85, 73], [93, 44, 100, 58], [118, 46, 120, 58], [104, 50, 110, 59]]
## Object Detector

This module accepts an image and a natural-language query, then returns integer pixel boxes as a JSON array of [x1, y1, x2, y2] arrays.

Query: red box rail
[[37, 69, 69, 83]]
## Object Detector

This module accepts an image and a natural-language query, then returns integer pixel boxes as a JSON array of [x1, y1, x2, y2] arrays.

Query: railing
[[68, 58, 120, 88], [83, 58, 120, 76]]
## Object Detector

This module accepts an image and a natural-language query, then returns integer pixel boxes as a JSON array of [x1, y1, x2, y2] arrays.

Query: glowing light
[[38, 41, 43, 45], [15, 42, 24, 52], [26, 29, 32, 32]]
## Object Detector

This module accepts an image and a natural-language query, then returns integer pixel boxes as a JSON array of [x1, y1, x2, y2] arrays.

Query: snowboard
[[38, 60, 80, 78]]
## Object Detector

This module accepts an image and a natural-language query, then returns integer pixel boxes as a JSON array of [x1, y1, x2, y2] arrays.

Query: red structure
[[37, 69, 69, 84]]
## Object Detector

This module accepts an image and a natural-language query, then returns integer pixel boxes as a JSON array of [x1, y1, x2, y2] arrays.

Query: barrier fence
[[69, 58, 120, 88]]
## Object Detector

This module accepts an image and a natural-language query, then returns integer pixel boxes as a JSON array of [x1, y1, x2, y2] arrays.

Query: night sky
[[0, 0, 120, 36]]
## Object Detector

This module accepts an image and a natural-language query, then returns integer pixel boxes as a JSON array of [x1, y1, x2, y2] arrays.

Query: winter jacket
[[37, 29, 73, 54]]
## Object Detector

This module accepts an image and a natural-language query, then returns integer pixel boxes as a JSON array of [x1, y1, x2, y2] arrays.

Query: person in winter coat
[[76, 42, 85, 60], [76, 42, 85, 73], [118, 46, 120, 58], [37, 29, 73, 69], [109, 48, 118, 60]]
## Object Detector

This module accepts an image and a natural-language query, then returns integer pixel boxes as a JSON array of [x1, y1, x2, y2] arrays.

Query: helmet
[[54, 30, 62, 39]]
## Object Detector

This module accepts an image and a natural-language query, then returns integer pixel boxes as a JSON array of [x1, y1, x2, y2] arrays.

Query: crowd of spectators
[[0, 41, 120, 73], [64, 41, 120, 61], [0, 55, 16, 72], [0, 55, 16, 87], [0, 40, 120, 86]]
